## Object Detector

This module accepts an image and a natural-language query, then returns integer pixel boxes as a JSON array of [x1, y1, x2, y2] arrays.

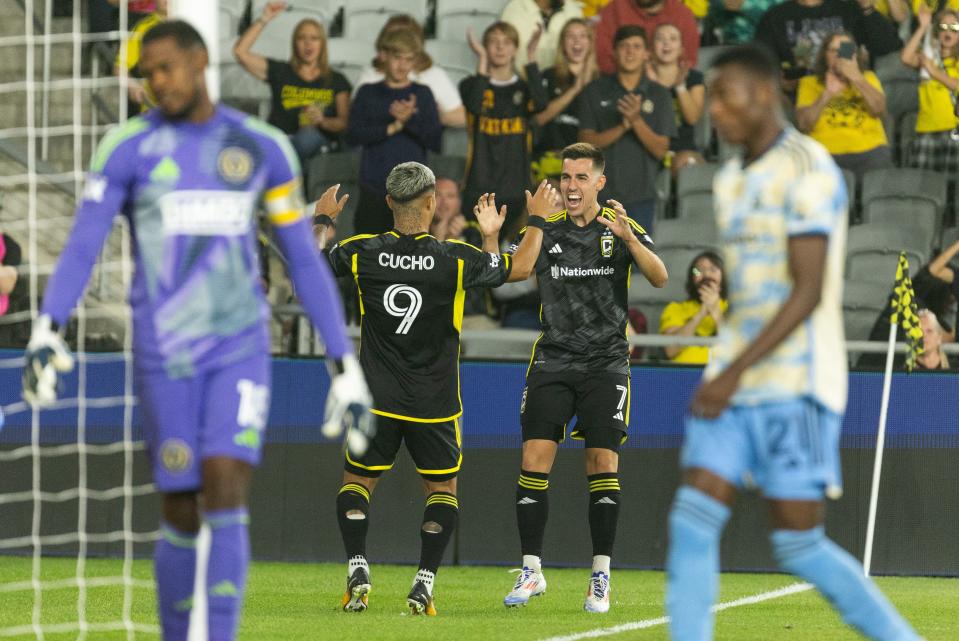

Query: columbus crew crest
[[601, 234, 614, 258], [217, 146, 253, 184]]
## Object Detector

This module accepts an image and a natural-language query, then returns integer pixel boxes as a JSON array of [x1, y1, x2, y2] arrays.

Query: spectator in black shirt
[[579, 25, 675, 233], [461, 22, 550, 234], [755, 0, 864, 92], [646, 22, 705, 174], [234, 1, 351, 178], [533, 18, 599, 167]]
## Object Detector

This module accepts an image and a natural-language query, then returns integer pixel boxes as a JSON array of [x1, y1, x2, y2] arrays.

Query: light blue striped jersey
[[704, 127, 848, 414]]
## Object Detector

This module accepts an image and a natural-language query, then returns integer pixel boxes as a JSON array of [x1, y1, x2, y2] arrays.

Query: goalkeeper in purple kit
[[21, 20, 371, 641]]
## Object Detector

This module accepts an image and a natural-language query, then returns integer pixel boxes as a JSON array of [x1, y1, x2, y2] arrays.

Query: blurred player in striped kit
[[665, 43, 925, 641], [22, 20, 372, 641]]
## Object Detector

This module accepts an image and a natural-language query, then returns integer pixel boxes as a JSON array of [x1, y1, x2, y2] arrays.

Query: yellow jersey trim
[[339, 233, 378, 247], [446, 238, 482, 252], [351, 253, 365, 316], [370, 408, 463, 423], [453, 259, 465, 333]]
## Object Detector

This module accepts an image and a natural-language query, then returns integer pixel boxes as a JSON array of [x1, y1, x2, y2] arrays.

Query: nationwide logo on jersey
[[217, 146, 253, 184], [601, 236, 613, 258], [548, 244, 562, 255], [550, 265, 615, 279]]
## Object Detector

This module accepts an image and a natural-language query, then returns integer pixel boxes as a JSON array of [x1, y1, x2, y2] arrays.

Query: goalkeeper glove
[[322, 354, 375, 457], [23, 314, 74, 407]]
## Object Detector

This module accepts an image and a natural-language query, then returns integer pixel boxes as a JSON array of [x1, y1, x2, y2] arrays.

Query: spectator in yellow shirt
[[902, 5, 959, 172], [795, 31, 890, 179], [660, 251, 727, 365]]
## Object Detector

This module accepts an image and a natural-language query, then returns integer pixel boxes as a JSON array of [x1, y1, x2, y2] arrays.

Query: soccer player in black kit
[[314, 162, 560, 616], [494, 142, 668, 613]]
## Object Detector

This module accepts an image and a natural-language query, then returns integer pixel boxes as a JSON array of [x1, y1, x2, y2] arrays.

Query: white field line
[[535, 582, 813, 641]]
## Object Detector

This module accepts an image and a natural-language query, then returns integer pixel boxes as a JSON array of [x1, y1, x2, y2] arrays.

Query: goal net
[[0, 1, 158, 638]]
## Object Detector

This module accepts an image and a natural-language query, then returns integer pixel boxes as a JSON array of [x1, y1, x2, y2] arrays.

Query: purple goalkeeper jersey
[[42, 105, 351, 377]]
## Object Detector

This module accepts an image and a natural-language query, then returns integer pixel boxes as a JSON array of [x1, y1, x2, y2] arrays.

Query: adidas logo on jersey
[[613, 411, 624, 421], [548, 244, 563, 254], [594, 497, 618, 505], [517, 497, 539, 505]]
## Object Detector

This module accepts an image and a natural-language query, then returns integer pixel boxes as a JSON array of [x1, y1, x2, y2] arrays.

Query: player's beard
[[161, 87, 203, 122]]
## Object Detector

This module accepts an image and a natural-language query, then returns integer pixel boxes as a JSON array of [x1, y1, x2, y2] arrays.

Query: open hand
[[597, 199, 635, 240], [262, 1, 286, 22], [617, 93, 643, 124], [525, 180, 561, 218], [474, 192, 507, 239], [314, 183, 349, 221], [527, 23, 544, 63], [689, 369, 740, 419]]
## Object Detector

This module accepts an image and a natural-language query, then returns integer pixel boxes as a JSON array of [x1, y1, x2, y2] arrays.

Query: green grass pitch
[[0, 558, 957, 640]]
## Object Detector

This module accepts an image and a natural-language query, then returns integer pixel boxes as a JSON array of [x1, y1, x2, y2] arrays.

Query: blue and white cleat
[[583, 571, 610, 613], [504, 567, 547, 607]]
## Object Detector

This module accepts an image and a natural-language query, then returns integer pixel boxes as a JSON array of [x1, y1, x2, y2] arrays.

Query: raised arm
[[599, 199, 668, 287], [901, 5, 932, 69], [233, 1, 286, 81]]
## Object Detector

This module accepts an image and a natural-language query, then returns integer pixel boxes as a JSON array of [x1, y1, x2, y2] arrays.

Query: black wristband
[[526, 216, 546, 230], [313, 214, 334, 227]]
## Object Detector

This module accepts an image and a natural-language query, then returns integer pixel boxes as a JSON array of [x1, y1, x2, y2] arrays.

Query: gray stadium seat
[[435, 0, 500, 41], [695, 45, 733, 73], [941, 225, 959, 249], [675, 162, 719, 221], [424, 39, 477, 88], [846, 222, 929, 285], [842, 278, 891, 341], [428, 152, 467, 183], [861, 167, 946, 246], [307, 151, 361, 236], [653, 218, 718, 250], [897, 111, 918, 165], [441, 127, 469, 158], [219, 63, 271, 118], [327, 38, 375, 87], [343, 0, 429, 40]]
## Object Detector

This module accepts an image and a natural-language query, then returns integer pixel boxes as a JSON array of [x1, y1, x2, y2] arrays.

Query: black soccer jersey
[[510, 208, 654, 375], [328, 231, 512, 421]]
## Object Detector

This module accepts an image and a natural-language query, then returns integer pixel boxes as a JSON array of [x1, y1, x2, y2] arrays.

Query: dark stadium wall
[[1, 356, 958, 576]]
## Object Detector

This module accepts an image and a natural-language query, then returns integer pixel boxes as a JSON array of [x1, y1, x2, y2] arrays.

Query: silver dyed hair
[[386, 162, 436, 203]]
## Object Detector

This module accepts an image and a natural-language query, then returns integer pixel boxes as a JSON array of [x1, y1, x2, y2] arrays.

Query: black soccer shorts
[[520, 370, 630, 451], [344, 415, 462, 481]]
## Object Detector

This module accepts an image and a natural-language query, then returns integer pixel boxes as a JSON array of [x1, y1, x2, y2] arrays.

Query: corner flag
[[890, 252, 924, 372]]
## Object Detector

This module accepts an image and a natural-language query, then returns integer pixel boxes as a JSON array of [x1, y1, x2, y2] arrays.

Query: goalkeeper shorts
[[344, 416, 461, 481], [137, 353, 271, 492]]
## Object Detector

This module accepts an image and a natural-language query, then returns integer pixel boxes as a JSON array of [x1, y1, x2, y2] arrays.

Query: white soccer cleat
[[503, 566, 547, 607], [583, 571, 610, 613]]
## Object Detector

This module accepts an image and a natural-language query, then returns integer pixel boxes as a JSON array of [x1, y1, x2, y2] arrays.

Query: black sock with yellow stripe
[[588, 473, 621, 557], [336, 483, 371, 559], [516, 471, 549, 558], [419, 492, 459, 575]]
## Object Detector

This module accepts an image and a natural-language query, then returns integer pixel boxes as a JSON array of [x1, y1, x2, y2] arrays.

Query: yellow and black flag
[[890, 252, 924, 372]]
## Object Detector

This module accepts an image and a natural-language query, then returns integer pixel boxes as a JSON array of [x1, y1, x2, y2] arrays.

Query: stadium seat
[[219, 62, 271, 118], [653, 218, 719, 251], [424, 39, 477, 88], [842, 278, 891, 341], [897, 111, 918, 165], [327, 38, 375, 87], [441, 127, 469, 158], [674, 163, 718, 221], [841, 167, 856, 214], [428, 152, 467, 183], [861, 167, 946, 246], [307, 150, 361, 233], [628, 246, 698, 331], [343, 0, 429, 40], [695, 45, 733, 73], [846, 222, 929, 285], [941, 225, 959, 249], [435, 0, 500, 41]]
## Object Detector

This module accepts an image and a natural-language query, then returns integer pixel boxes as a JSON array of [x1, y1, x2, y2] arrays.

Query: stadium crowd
[[85, 0, 959, 366]]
